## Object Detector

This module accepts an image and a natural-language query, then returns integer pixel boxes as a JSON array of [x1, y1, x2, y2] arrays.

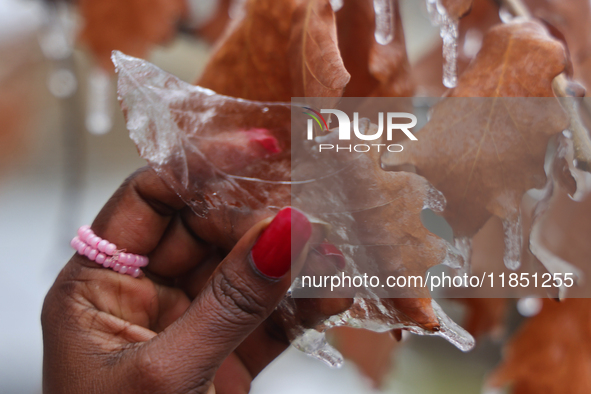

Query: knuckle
[[211, 269, 270, 323]]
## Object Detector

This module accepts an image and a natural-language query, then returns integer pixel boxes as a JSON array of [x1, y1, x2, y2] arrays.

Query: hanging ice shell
[[112, 51, 475, 366], [373, 0, 396, 45], [426, 0, 459, 88]]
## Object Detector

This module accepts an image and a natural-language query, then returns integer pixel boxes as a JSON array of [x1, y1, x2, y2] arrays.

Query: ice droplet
[[502, 215, 522, 270], [48, 68, 77, 98], [426, 0, 459, 88], [517, 297, 542, 317], [329, 0, 344, 12], [373, 0, 395, 45]]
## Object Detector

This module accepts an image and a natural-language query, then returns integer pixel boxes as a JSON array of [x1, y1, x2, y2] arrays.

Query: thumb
[[134, 207, 311, 394]]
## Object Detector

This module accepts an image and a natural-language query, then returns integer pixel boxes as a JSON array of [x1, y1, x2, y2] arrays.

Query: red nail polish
[[315, 242, 346, 270], [251, 207, 312, 278]]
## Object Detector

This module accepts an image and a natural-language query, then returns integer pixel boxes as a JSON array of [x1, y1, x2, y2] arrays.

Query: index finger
[[82, 167, 209, 279]]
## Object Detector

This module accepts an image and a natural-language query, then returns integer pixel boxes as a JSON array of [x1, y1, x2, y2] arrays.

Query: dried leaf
[[385, 22, 569, 247], [336, 0, 413, 97], [524, 0, 591, 90], [489, 298, 591, 394], [197, 0, 349, 101], [115, 53, 475, 363], [196, 0, 299, 100], [289, 0, 351, 98], [193, 0, 232, 44], [458, 298, 506, 338], [441, 0, 474, 20], [329, 327, 398, 388], [79, 0, 186, 71]]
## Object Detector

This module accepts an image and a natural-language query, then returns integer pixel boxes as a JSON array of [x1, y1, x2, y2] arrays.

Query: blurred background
[[0, 0, 519, 392]]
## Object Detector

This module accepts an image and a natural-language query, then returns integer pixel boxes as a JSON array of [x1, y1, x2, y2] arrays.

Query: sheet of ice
[[113, 51, 475, 366]]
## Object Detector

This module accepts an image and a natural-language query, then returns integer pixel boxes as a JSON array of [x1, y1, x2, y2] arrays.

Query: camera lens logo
[[303, 107, 328, 139], [303, 107, 418, 153]]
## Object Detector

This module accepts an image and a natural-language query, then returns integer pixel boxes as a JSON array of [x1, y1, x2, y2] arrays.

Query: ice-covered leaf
[[384, 22, 569, 269], [336, 0, 413, 97], [489, 298, 591, 394], [329, 327, 398, 388], [114, 52, 474, 365], [79, 0, 186, 71]]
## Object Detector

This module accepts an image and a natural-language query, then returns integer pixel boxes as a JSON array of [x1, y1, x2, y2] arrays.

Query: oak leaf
[[489, 298, 591, 394], [197, 0, 349, 101], [79, 0, 186, 71], [115, 53, 475, 361], [335, 0, 413, 97], [329, 327, 398, 388], [384, 22, 569, 269], [524, 0, 591, 90]]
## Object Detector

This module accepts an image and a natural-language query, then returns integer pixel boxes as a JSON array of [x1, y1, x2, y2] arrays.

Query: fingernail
[[315, 242, 346, 270], [251, 207, 312, 278]]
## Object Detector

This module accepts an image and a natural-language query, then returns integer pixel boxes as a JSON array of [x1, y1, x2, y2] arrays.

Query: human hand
[[42, 167, 312, 394]]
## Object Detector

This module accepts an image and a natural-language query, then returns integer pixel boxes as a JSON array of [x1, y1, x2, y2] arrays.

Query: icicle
[[86, 67, 113, 135], [47, 68, 77, 99], [329, 0, 344, 12], [516, 297, 542, 317], [406, 300, 475, 352], [426, 0, 459, 88], [501, 215, 522, 270], [373, 0, 396, 45]]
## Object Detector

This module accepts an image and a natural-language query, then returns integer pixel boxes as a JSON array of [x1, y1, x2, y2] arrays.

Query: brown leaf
[[193, 0, 232, 45], [196, 0, 299, 100], [524, 0, 591, 90], [336, 0, 413, 97], [489, 298, 591, 394], [79, 0, 186, 71], [451, 21, 566, 97], [329, 327, 398, 388], [385, 22, 569, 243], [197, 0, 350, 101], [441, 0, 474, 20], [458, 298, 507, 338], [289, 0, 351, 98]]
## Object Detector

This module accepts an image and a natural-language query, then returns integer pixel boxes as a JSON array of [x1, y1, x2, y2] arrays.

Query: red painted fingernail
[[315, 242, 346, 270], [251, 207, 312, 278]]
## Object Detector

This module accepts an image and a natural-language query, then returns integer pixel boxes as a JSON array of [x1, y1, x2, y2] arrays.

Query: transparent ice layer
[[113, 51, 475, 365]]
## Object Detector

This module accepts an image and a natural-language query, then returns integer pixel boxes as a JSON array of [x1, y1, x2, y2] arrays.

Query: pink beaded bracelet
[[70, 225, 148, 278]]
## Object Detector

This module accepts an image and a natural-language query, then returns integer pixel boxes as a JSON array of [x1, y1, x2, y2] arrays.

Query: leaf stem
[[498, 0, 591, 171]]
